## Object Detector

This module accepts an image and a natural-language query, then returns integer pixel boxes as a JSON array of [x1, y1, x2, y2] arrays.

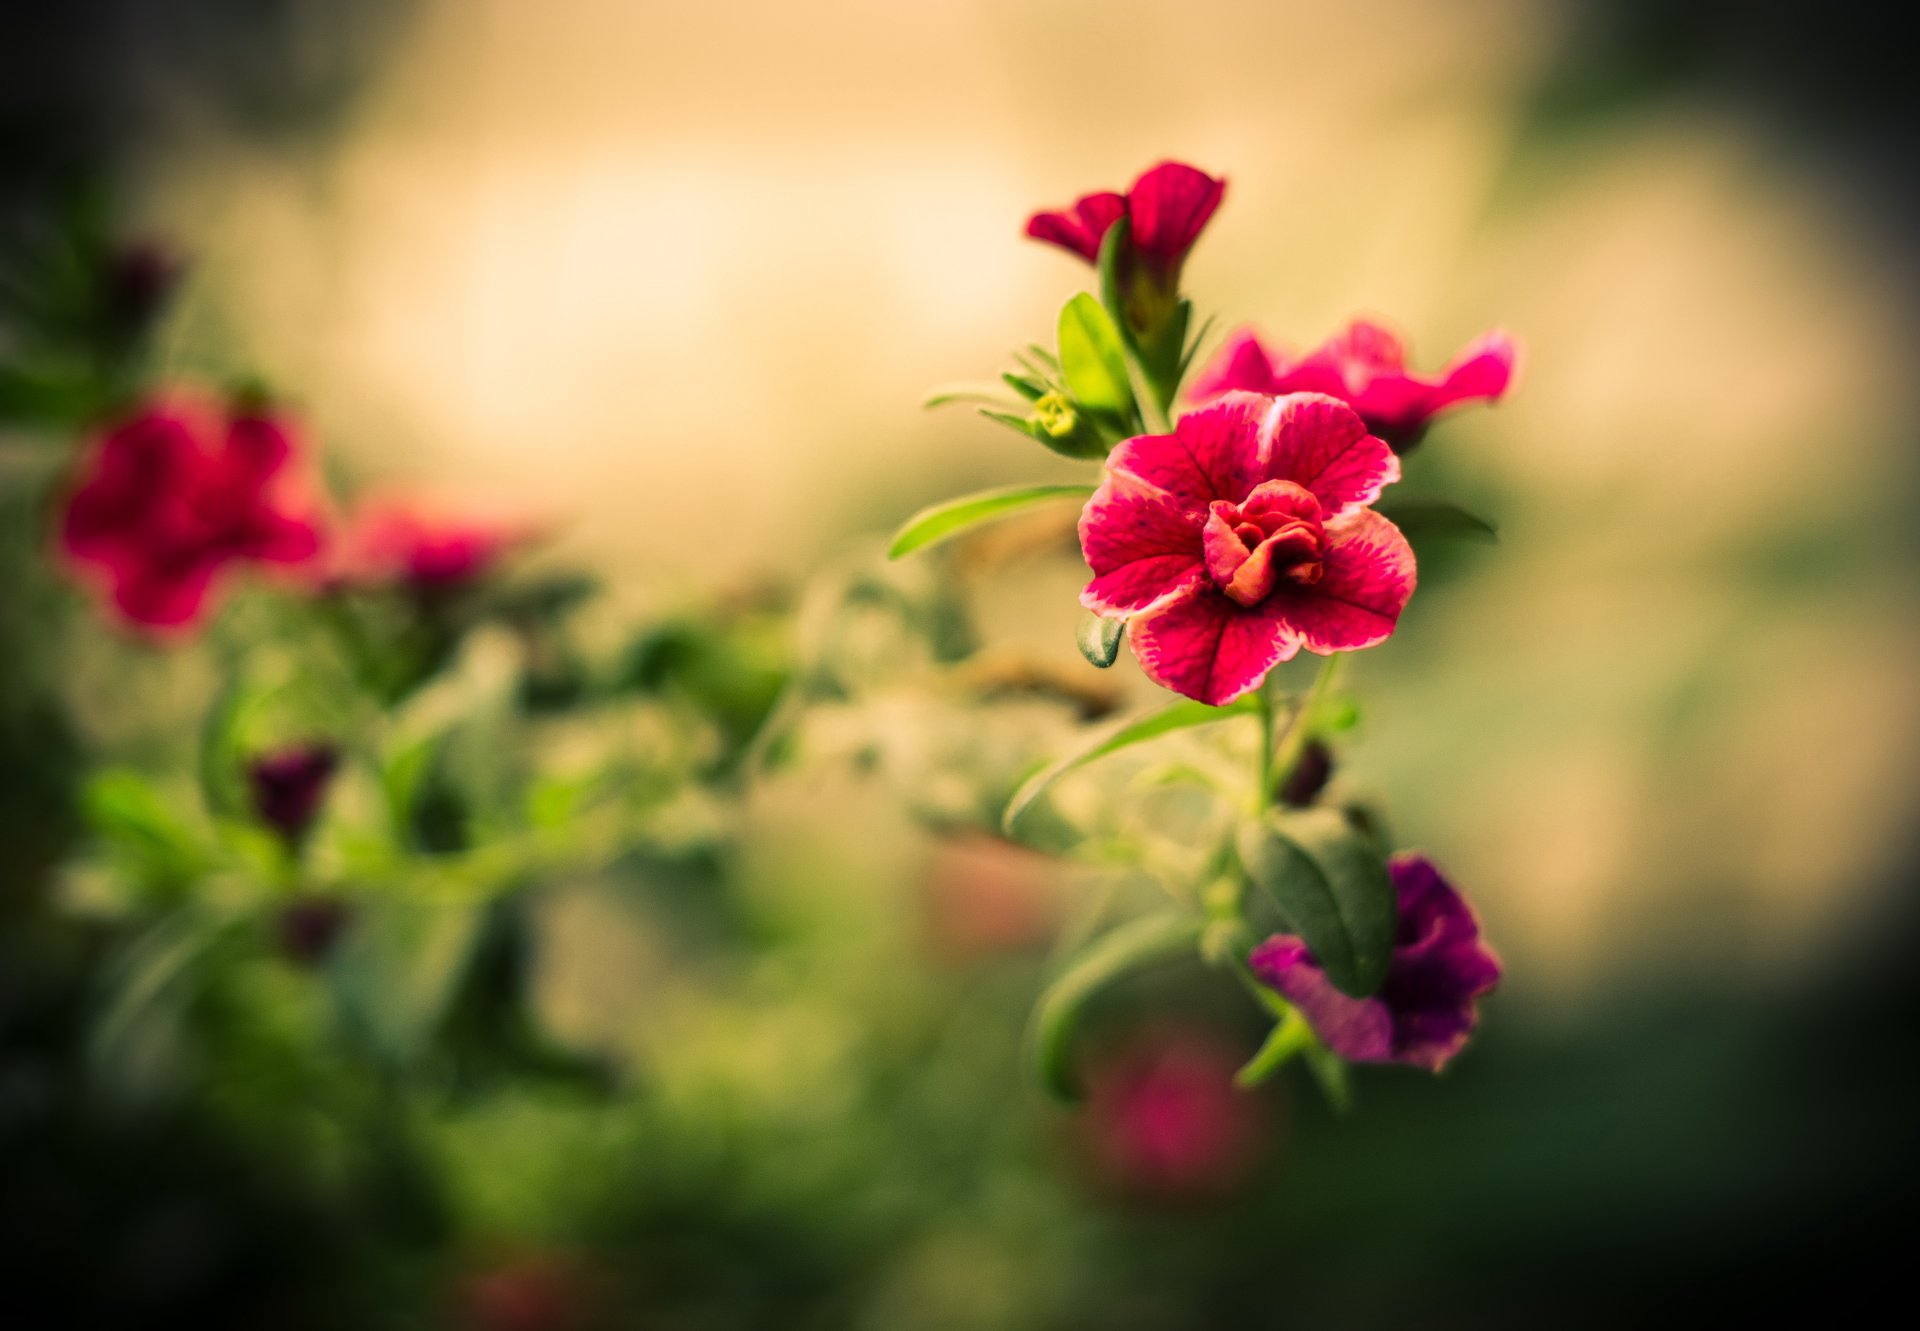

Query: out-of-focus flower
[[921, 832, 1064, 962], [1249, 854, 1501, 1071], [276, 895, 350, 967], [1081, 1029, 1267, 1202], [59, 397, 323, 630], [1279, 739, 1334, 808], [1190, 320, 1519, 449], [451, 1251, 596, 1331], [325, 499, 535, 596], [1078, 391, 1415, 705], [246, 744, 340, 842], [1027, 161, 1224, 273]]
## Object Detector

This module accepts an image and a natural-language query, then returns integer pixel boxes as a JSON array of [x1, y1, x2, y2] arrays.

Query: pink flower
[[1250, 854, 1501, 1071], [1081, 1029, 1266, 1202], [1026, 161, 1225, 276], [59, 397, 323, 631], [1078, 392, 1416, 705], [326, 500, 533, 595], [1190, 319, 1519, 449]]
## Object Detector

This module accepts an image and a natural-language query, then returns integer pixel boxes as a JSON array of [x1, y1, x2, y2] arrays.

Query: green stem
[[1265, 652, 1342, 805], [1234, 1006, 1314, 1088]]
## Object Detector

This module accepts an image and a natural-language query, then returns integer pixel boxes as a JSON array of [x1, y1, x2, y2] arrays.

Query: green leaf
[[1075, 612, 1124, 669], [1001, 371, 1048, 402], [1375, 499, 1499, 546], [1096, 219, 1135, 352], [923, 383, 1022, 410], [1057, 292, 1133, 417], [1236, 807, 1396, 997], [887, 484, 1095, 560], [1029, 912, 1204, 1100], [1004, 694, 1258, 832]]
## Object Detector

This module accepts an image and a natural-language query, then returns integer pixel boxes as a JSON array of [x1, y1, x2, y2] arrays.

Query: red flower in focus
[[1190, 319, 1519, 449], [59, 398, 323, 631], [1250, 854, 1501, 1071], [327, 500, 534, 595], [1078, 392, 1415, 705], [1082, 1030, 1267, 1202], [1026, 161, 1225, 275]]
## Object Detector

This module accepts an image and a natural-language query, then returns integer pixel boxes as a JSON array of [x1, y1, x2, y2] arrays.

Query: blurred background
[[4, 1, 1918, 1326]]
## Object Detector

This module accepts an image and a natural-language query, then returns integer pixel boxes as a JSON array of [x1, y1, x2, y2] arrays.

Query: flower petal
[[1260, 393, 1399, 516], [1126, 162, 1225, 267], [1126, 586, 1299, 706], [1024, 191, 1126, 264], [1265, 507, 1416, 655], [1117, 392, 1268, 512], [1247, 937, 1396, 1063], [1078, 474, 1205, 615], [1186, 327, 1280, 401], [1431, 330, 1519, 411]]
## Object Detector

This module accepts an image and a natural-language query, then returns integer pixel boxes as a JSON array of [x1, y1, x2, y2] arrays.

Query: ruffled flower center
[[1201, 479, 1325, 607]]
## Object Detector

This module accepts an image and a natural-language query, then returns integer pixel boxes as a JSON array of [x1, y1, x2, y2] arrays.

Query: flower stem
[[1266, 652, 1343, 806]]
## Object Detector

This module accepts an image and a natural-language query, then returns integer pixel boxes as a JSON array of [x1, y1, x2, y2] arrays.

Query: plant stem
[[1266, 652, 1342, 805]]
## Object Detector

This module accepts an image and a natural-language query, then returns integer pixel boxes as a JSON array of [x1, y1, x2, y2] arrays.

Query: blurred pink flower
[[1190, 319, 1519, 449], [1026, 160, 1225, 275], [327, 500, 535, 595], [1250, 854, 1501, 1071], [1082, 1030, 1266, 1202], [1078, 391, 1415, 705], [59, 397, 323, 631]]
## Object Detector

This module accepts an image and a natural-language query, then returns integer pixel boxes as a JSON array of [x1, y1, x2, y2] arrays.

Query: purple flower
[[1249, 854, 1500, 1071], [246, 744, 340, 842]]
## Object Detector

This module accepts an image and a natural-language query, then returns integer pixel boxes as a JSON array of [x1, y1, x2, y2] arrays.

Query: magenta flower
[[1082, 1030, 1265, 1202], [1078, 391, 1415, 705], [1190, 319, 1519, 449], [326, 500, 533, 595], [1249, 854, 1501, 1071], [59, 398, 323, 631], [246, 743, 340, 842], [1026, 161, 1225, 277]]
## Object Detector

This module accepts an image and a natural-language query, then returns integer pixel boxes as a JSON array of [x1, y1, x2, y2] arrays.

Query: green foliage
[[1028, 911, 1205, 1100], [887, 484, 1096, 559], [1075, 612, 1124, 668], [1236, 807, 1397, 998]]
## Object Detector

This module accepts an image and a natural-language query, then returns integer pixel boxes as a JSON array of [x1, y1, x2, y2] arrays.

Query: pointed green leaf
[[1236, 807, 1396, 997], [1375, 499, 1499, 545], [923, 383, 1022, 409], [1004, 694, 1258, 832], [888, 484, 1096, 560], [1001, 371, 1048, 402], [1030, 911, 1205, 1100], [1057, 292, 1134, 417], [1096, 218, 1135, 351], [1075, 612, 1124, 669]]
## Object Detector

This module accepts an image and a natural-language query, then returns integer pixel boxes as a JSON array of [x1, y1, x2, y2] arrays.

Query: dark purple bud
[[1279, 739, 1334, 807], [246, 744, 339, 842], [1249, 854, 1501, 1071], [276, 896, 350, 966], [106, 238, 184, 332]]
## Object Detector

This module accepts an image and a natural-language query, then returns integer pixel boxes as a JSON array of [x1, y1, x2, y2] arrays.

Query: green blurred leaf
[[887, 484, 1096, 560], [1004, 694, 1258, 832], [1236, 807, 1396, 997], [1001, 371, 1048, 402], [923, 383, 1021, 409], [1376, 498, 1499, 546], [329, 896, 489, 1069], [1075, 613, 1124, 669], [1057, 292, 1133, 418], [1030, 911, 1204, 1100], [82, 769, 208, 891]]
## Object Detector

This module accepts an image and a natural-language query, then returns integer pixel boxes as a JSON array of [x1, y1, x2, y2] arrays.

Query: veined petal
[[1260, 393, 1399, 516], [1126, 586, 1299, 707], [1025, 191, 1126, 264], [1078, 473, 1204, 615], [1117, 392, 1268, 511], [1126, 162, 1225, 267], [1266, 507, 1415, 655]]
